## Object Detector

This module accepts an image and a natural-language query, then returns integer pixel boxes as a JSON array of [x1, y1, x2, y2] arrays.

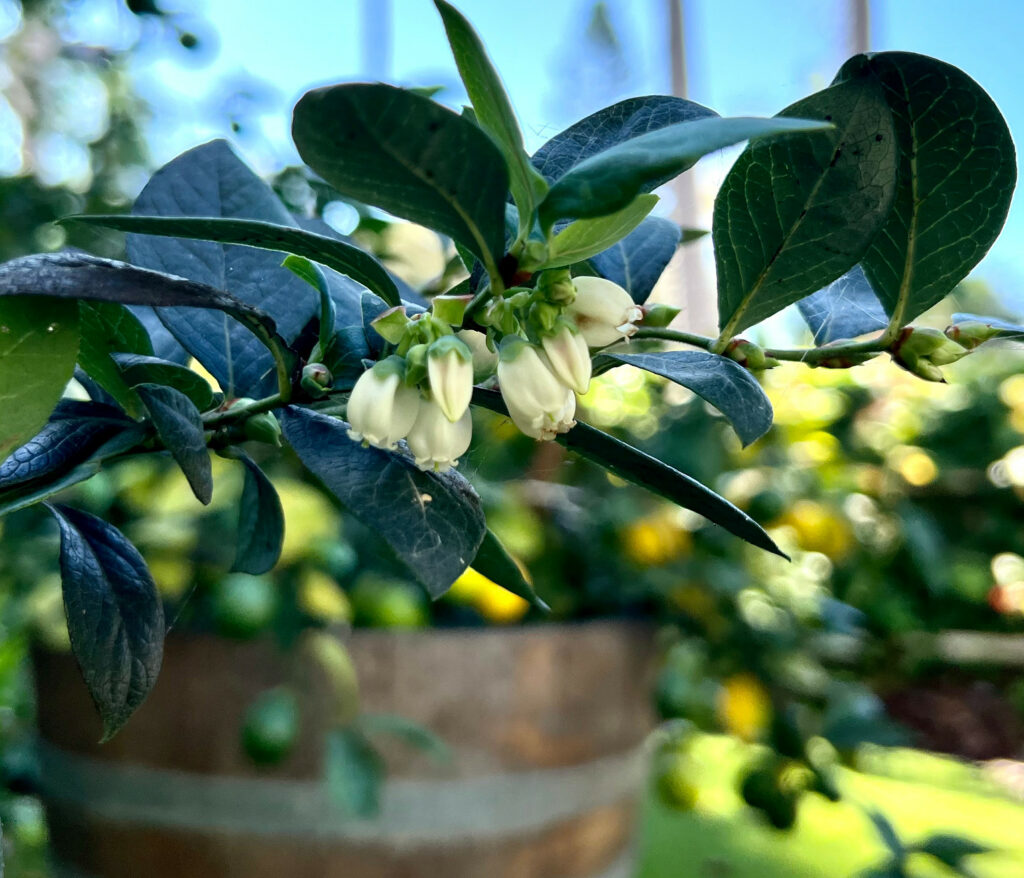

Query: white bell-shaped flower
[[427, 335, 474, 422], [540, 322, 592, 394], [406, 397, 473, 471], [568, 276, 644, 347], [346, 356, 420, 450], [497, 337, 577, 440]]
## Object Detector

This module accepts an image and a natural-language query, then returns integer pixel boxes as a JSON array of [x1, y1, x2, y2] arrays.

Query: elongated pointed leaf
[[596, 351, 773, 446], [48, 504, 164, 741], [471, 389, 783, 556], [227, 451, 284, 575], [127, 141, 318, 397], [915, 834, 991, 867], [293, 83, 509, 266], [435, 0, 547, 232], [531, 95, 718, 185], [0, 296, 80, 459], [136, 384, 212, 504], [77, 301, 154, 418], [590, 216, 682, 304], [326, 727, 383, 817], [72, 215, 401, 308], [472, 529, 549, 611], [715, 79, 897, 336], [358, 712, 452, 764], [113, 353, 215, 411], [281, 407, 486, 597], [797, 265, 888, 344], [542, 194, 657, 269], [540, 116, 833, 225], [836, 52, 1016, 323]]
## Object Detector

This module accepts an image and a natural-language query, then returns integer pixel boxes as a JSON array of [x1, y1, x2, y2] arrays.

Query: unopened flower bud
[[497, 337, 577, 440], [243, 411, 283, 446], [346, 356, 421, 449], [568, 276, 643, 347], [301, 363, 333, 398], [427, 335, 474, 422], [892, 327, 968, 381], [639, 303, 681, 328], [530, 301, 561, 334], [536, 268, 576, 306], [457, 329, 499, 382], [406, 398, 473, 472], [945, 321, 1002, 350], [725, 339, 779, 371], [540, 322, 592, 394]]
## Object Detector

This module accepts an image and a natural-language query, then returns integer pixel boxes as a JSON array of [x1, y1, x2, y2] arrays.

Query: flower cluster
[[345, 272, 655, 471]]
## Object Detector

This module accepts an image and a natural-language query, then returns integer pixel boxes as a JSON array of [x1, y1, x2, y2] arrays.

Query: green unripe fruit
[[212, 573, 278, 639], [242, 688, 300, 766]]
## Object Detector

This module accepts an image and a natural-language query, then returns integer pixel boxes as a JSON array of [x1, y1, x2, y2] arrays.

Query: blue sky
[[136, 0, 1024, 311]]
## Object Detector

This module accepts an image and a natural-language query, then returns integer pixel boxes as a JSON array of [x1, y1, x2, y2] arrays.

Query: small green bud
[[529, 301, 561, 334], [243, 411, 283, 446], [519, 239, 550, 272], [404, 343, 429, 386], [536, 268, 576, 306], [639, 303, 681, 328], [301, 363, 333, 398], [945, 320, 1002, 350], [891, 327, 968, 381], [725, 339, 778, 371], [370, 305, 410, 345]]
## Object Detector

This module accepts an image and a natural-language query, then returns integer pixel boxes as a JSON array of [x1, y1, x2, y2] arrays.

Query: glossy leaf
[[589, 216, 682, 304], [113, 353, 215, 411], [435, 0, 547, 233], [715, 79, 897, 336], [326, 726, 383, 818], [597, 351, 774, 446], [531, 95, 718, 185], [0, 297, 80, 459], [541, 194, 657, 269], [126, 141, 318, 397], [797, 264, 888, 344], [293, 83, 509, 265], [281, 406, 486, 597], [471, 389, 783, 556], [136, 384, 212, 505], [73, 214, 400, 307], [77, 301, 154, 418], [49, 504, 164, 741], [836, 52, 1017, 323], [228, 451, 285, 575], [472, 529, 549, 611], [539, 116, 833, 226]]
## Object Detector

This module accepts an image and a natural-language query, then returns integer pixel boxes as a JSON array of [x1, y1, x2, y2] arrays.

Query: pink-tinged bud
[[540, 323, 592, 394], [725, 338, 778, 371], [406, 398, 473, 472], [456, 329, 498, 382], [497, 337, 577, 440], [891, 327, 968, 382], [945, 321, 1002, 350], [427, 335, 474, 422], [568, 276, 644, 347], [346, 356, 420, 449]]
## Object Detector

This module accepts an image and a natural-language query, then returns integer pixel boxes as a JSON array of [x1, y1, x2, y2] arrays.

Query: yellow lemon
[[717, 674, 772, 742]]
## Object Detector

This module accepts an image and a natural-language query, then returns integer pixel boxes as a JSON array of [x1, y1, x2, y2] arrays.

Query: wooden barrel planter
[[32, 621, 657, 878]]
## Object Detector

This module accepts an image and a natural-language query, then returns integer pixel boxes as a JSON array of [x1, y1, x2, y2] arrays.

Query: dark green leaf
[[293, 83, 509, 266], [76, 302, 154, 418], [915, 834, 991, 867], [472, 528, 549, 611], [715, 79, 897, 336], [866, 809, 905, 858], [836, 52, 1016, 323], [227, 451, 284, 575], [596, 351, 773, 446], [541, 194, 657, 269], [281, 406, 486, 597], [326, 727, 383, 818], [358, 712, 452, 764], [471, 389, 783, 556], [48, 504, 164, 741], [72, 214, 400, 308], [797, 265, 888, 344], [113, 353, 215, 411], [0, 296, 80, 459], [321, 326, 371, 391], [539, 116, 833, 226], [531, 95, 718, 185], [590, 216, 682, 304], [136, 384, 212, 505], [435, 0, 547, 233], [125, 141, 318, 397]]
